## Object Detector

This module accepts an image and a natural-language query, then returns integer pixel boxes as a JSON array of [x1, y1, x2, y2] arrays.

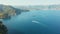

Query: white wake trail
[[32, 20, 47, 27]]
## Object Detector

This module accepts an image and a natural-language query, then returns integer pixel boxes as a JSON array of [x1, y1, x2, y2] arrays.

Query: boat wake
[[32, 20, 47, 27]]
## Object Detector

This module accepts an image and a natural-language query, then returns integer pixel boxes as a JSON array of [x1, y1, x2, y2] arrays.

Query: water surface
[[3, 10, 60, 34]]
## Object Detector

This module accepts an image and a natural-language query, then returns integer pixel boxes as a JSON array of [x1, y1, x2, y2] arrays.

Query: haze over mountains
[[14, 5, 60, 10], [0, 4, 60, 15]]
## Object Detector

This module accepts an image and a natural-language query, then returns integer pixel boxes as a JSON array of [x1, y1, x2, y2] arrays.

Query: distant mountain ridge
[[14, 5, 60, 10]]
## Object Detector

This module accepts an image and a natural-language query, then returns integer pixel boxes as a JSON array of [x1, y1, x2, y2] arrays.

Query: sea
[[3, 10, 60, 34]]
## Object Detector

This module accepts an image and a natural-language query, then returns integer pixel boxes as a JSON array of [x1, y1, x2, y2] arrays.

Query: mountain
[[0, 4, 29, 20], [0, 4, 29, 15]]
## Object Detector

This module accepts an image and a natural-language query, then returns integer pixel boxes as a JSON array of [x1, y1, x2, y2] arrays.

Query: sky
[[0, 0, 60, 6]]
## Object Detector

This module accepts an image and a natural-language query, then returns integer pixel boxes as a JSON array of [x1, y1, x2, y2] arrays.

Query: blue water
[[3, 10, 60, 34]]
